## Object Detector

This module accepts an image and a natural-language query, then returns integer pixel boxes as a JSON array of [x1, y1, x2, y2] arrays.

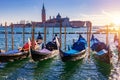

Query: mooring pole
[[23, 24, 25, 45], [106, 25, 109, 46], [31, 23, 35, 50], [11, 23, 14, 50], [52, 26, 54, 39], [60, 20, 62, 49], [64, 25, 66, 51], [5, 22, 8, 51], [44, 22, 47, 45], [118, 27, 120, 62], [86, 21, 92, 59], [106, 25, 112, 64]]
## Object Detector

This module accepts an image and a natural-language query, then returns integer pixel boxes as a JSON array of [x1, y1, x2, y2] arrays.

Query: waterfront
[[0, 27, 117, 80]]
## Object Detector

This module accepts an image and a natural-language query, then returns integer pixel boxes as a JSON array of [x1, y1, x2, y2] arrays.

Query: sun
[[102, 11, 120, 26], [113, 17, 120, 26]]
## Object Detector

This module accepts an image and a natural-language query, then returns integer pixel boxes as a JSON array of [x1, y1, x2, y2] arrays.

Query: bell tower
[[42, 3, 46, 23]]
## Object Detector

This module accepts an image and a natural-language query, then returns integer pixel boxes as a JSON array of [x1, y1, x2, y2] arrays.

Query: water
[[0, 27, 117, 80]]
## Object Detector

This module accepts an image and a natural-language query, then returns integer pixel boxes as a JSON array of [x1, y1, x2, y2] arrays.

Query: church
[[35, 4, 71, 27]]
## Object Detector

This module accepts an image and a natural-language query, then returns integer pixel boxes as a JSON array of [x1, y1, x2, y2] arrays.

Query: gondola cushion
[[46, 42, 57, 51], [97, 49, 108, 55], [63, 49, 79, 56], [72, 42, 86, 51], [39, 48, 51, 54], [91, 42, 107, 52], [5, 49, 20, 54]]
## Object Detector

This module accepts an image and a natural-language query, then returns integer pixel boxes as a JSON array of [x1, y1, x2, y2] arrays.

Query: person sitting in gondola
[[18, 32, 43, 51], [46, 34, 59, 51]]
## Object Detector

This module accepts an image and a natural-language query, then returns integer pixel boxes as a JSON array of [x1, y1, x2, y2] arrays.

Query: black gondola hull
[[93, 51, 112, 64], [31, 50, 59, 61], [0, 52, 29, 62], [60, 49, 86, 62]]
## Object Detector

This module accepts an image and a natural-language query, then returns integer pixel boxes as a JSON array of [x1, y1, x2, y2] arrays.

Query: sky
[[0, 0, 120, 26]]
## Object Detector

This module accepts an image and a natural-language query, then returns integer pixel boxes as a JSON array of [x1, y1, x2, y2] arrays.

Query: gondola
[[0, 49, 29, 62], [59, 34, 87, 62], [31, 34, 59, 61], [91, 35, 112, 64]]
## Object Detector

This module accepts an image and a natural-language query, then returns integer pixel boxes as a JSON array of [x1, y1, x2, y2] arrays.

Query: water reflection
[[94, 58, 111, 78], [60, 60, 83, 80], [0, 58, 29, 80], [34, 58, 54, 80]]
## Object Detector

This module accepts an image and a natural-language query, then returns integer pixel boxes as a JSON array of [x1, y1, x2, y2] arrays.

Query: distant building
[[0, 24, 2, 27], [35, 4, 71, 27], [12, 24, 24, 27], [45, 13, 71, 27], [11, 3, 86, 28], [70, 21, 85, 28], [20, 20, 26, 24]]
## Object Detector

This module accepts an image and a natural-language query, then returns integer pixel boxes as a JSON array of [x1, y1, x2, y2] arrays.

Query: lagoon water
[[0, 27, 116, 80]]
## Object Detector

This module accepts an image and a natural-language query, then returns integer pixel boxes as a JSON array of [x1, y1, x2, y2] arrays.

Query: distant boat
[[91, 35, 112, 64], [59, 34, 87, 62], [0, 49, 29, 63], [31, 34, 59, 61]]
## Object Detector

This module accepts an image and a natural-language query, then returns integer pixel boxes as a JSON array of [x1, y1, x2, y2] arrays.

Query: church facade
[[17, 4, 85, 28], [35, 4, 71, 27]]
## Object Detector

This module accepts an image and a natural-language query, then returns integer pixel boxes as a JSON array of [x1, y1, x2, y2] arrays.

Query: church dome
[[56, 13, 61, 19]]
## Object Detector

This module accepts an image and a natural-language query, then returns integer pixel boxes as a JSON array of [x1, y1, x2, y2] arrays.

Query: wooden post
[[23, 24, 25, 45], [118, 28, 120, 62], [11, 23, 14, 50], [86, 21, 92, 59], [106, 25, 108, 46], [31, 23, 35, 50], [60, 20, 62, 49], [106, 25, 112, 63], [52, 26, 54, 39], [44, 22, 47, 45], [5, 22, 8, 51], [64, 25, 66, 51]]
